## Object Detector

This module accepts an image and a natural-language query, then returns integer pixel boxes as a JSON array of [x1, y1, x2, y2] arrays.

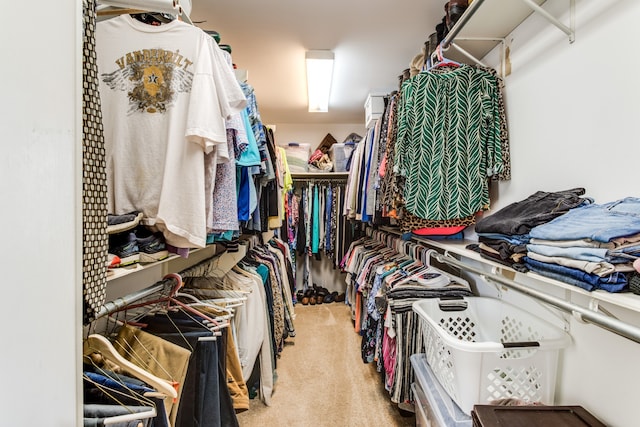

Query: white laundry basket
[[412, 296, 571, 416]]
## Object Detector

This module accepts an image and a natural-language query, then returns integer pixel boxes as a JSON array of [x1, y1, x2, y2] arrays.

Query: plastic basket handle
[[502, 341, 540, 348]]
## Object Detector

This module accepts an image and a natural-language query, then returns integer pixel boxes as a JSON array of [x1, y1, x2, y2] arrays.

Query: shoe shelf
[[442, 0, 575, 72]]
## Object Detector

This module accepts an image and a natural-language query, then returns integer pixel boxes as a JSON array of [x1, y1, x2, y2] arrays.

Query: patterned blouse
[[394, 65, 507, 221]]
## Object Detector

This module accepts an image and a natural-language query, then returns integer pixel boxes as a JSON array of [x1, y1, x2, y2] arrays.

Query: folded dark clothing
[[475, 188, 591, 235], [479, 237, 527, 255], [466, 243, 530, 273]]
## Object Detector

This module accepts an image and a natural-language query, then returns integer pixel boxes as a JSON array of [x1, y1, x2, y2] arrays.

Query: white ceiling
[[190, 0, 446, 125]]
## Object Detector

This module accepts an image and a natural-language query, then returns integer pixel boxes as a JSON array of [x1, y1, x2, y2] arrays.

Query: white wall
[[272, 123, 366, 148], [477, 1, 640, 426], [0, 2, 81, 426], [490, 0, 640, 210]]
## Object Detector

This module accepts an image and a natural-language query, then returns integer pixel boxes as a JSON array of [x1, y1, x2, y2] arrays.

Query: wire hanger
[[83, 371, 158, 427], [83, 334, 177, 399], [130, 12, 175, 25]]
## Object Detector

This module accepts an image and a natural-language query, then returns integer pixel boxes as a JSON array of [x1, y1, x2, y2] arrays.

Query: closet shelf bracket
[[520, 0, 575, 43], [429, 250, 640, 345], [444, 37, 506, 77]]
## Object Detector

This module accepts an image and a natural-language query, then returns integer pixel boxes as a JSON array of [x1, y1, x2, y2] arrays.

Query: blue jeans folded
[[530, 197, 640, 242], [523, 256, 628, 292], [527, 243, 634, 263]]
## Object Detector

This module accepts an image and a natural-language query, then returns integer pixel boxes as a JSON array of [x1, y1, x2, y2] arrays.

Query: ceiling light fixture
[[305, 50, 334, 113]]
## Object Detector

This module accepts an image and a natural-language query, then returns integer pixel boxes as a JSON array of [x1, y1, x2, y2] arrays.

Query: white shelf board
[[106, 244, 220, 283], [445, 0, 546, 63]]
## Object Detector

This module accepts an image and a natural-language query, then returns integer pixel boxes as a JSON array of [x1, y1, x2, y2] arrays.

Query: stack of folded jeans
[[469, 188, 592, 271], [524, 197, 640, 292]]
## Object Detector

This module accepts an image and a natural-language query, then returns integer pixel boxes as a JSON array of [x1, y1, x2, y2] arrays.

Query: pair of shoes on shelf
[[107, 211, 143, 235], [108, 227, 169, 266]]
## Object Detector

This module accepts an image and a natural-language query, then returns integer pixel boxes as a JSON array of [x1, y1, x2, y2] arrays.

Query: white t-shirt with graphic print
[[96, 15, 246, 248]]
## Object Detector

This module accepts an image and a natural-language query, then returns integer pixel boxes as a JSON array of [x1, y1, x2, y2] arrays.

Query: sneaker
[[108, 232, 140, 266], [107, 211, 143, 235], [106, 253, 121, 268], [136, 232, 169, 263]]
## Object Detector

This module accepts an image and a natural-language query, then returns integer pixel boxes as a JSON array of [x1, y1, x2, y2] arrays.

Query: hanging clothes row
[[84, 273, 240, 427], [84, 235, 297, 426], [282, 177, 362, 295], [179, 235, 296, 405], [339, 228, 473, 411], [344, 61, 511, 238]]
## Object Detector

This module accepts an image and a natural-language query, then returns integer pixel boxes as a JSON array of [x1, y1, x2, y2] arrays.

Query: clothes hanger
[[174, 291, 235, 322], [122, 273, 224, 327], [83, 371, 158, 427], [130, 12, 175, 25], [83, 334, 177, 399], [427, 43, 461, 71]]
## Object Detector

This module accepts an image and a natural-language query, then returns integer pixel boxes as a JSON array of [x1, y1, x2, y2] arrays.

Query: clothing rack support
[[520, 0, 575, 42], [95, 245, 245, 320], [448, 41, 489, 67], [93, 277, 177, 320], [429, 251, 640, 345]]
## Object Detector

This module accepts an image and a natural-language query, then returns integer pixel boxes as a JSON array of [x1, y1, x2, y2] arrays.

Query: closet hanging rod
[[93, 276, 177, 320], [441, 0, 485, 50], [291, 172, 349, 181], [94, 247, 231, 320], [428, 250, 640, 345], [367, 226, 640, 345]]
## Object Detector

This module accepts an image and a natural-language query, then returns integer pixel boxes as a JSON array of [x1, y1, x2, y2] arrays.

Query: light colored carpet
[[236, 303, 415, 427]]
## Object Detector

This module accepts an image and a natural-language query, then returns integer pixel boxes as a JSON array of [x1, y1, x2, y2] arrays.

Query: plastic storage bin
[[412, 297, 571, 416], [329, 142, 356, 172], [283, 142, 310, 172], [365, 93, 385, 128], [411, 353, 472, 427]]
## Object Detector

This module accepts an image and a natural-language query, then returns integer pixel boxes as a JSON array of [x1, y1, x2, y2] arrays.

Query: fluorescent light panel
[[306, 50, 334, 113]]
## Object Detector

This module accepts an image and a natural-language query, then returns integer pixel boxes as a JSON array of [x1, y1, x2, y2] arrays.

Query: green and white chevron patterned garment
[[394, 65, 505, 221]]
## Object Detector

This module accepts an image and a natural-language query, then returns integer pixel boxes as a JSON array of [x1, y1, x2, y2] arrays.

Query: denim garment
[[529, 237, 614, 249], [524, 259, 595, 291], [523, 256, 628, 292], [480, 237, 527, 257], [477, 233, 531, 245], [530, 197, 640, 242], [475, 188, 591, 235], [527, 243, 632, 264], [84, 371, 155, 395], [526, 251, 623, 277]]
